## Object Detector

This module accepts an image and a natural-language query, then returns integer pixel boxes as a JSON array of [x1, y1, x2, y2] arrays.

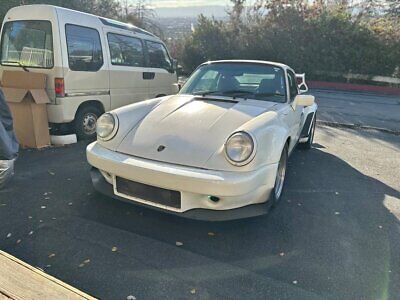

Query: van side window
[[65, 24, 103, 72], [145, 41, 172, 70], [107, 33, 144, 67]]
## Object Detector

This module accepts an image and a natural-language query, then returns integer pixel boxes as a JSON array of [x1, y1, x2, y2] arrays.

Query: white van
[[0, 5, 178, 139]]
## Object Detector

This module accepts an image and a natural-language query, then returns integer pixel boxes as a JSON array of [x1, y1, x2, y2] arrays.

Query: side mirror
[[294, 95, 315, 107], [296, 73, 309, 94]]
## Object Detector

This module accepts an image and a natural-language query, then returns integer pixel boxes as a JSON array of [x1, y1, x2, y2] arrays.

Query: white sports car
[[87, 60, 317, 220]]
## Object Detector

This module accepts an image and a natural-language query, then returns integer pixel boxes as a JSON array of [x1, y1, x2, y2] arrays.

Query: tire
[[270, 144, 288, 206], [74, 106, 102, 140], [299, 116, 316, 150]]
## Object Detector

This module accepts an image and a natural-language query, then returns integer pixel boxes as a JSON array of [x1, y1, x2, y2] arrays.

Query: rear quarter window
[[145, 41, 172, 71], [65, 24, 103, 72]]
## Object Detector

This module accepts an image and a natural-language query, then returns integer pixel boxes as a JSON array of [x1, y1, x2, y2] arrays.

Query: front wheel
[[74, 106, 102, 140], [270, 144, 288, 205]]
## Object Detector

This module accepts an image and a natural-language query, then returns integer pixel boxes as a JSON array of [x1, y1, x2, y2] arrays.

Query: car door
[[105, 31, 149, 110], [280, 70, 303, 151], [144, 40, 176, 98]]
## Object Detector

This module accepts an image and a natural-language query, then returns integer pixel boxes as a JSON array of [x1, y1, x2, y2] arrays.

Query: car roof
[[203, 60, 291, 71]]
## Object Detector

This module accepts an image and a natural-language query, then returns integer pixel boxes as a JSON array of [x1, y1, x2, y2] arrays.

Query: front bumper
[[87, 142, 278, 220]]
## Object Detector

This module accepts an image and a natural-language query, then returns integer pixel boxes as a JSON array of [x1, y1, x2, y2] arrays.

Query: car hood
[[116, 95, 278, 169]]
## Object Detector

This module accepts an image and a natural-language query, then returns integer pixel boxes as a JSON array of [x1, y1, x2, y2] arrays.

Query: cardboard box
[[1, 71, 50, 149]]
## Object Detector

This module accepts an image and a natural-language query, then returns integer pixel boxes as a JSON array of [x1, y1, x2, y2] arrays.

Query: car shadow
[[80, 146, 400, 299]]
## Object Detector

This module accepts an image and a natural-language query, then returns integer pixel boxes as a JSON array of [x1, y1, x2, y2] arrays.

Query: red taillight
[[55, 78, 65, 97]]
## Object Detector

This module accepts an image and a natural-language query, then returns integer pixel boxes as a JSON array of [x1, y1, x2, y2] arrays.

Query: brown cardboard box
[[1, 71, 50, 149]]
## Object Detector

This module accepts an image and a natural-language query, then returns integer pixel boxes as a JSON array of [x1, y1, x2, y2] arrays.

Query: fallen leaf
[[208, 232, 215, 237], [6, 233, 12, 238], [190, 288, 196, 295], [48, 253, 56, 258], [112, 246, 118, 252], [176, 241, 183, 247]]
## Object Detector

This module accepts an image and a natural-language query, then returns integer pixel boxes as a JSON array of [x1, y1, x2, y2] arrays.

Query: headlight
[[96, 113, 117, 140], [225, 132, 255, 165]]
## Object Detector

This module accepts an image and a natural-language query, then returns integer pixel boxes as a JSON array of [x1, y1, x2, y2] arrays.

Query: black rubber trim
[[300, 112, 315, 138], [90, 168, 271, 221]]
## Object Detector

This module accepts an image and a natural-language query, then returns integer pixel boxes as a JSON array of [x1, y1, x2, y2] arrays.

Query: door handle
[[143, 72, 155, 80]]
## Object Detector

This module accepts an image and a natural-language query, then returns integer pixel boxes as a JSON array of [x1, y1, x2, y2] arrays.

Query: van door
[[144, 40, 176, 98], [63, 24, 110, 103], [105, 31, 149, 109]]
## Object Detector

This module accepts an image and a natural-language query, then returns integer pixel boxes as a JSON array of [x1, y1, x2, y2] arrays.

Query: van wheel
[[74, 106, 102, 140]]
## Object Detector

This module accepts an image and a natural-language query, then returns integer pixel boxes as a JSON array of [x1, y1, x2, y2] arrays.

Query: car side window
[[66, 24, 103, 72], [287, 71, 298, 101], [107, 33, 144, 67], [145, 41, 172, 71]]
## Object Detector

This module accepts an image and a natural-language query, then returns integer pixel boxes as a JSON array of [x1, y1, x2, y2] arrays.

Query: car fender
[[300, 102, 318, 138], [205, 110, 291, 172]]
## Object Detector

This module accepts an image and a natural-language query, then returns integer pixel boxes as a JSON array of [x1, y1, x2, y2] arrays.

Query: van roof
[[6, 4, 159, 41]]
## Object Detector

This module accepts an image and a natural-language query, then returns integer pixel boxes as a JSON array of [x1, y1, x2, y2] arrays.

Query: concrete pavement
[[312, 89, 400, 133]]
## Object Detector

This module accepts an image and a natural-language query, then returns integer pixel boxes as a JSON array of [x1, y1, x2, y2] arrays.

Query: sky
[[148, 0, 232, 8]]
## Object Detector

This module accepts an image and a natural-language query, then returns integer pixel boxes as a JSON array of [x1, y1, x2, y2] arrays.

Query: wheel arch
[[75, 100, 105, 119]]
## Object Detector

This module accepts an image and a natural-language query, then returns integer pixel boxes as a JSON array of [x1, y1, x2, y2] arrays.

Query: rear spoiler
[[296, 73, 309, 93]]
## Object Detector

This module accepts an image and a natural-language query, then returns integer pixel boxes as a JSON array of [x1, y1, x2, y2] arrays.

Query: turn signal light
[[55, 78, 65, 97]]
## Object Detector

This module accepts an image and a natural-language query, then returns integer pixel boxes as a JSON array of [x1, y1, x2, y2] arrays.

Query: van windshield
[[0, 20, 53, 69]]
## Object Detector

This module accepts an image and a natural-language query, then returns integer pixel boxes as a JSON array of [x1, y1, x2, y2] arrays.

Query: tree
[[120, 0, 163, 37], [0, 0, 121, 24]]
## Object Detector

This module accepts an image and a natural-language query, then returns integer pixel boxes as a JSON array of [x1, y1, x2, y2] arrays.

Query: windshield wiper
[[194, 90, 251, 99], [193, 91, 221, 96], [1, 60, 30, 72], [254, 92, 285, 97], [221, 90, 253, 98]]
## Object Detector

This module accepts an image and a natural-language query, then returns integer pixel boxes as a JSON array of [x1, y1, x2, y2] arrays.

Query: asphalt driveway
[[1, 123, 399, 299]]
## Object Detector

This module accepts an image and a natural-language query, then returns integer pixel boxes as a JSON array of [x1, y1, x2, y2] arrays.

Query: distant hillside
[[154, 5, 229, 18]]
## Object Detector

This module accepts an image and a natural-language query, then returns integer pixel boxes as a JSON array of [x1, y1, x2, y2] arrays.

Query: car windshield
[[180, 62, 287, 103]]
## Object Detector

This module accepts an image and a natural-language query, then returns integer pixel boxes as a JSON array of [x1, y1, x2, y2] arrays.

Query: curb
[[308, 81, 400, 96], [316, 120, 400, 136]]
